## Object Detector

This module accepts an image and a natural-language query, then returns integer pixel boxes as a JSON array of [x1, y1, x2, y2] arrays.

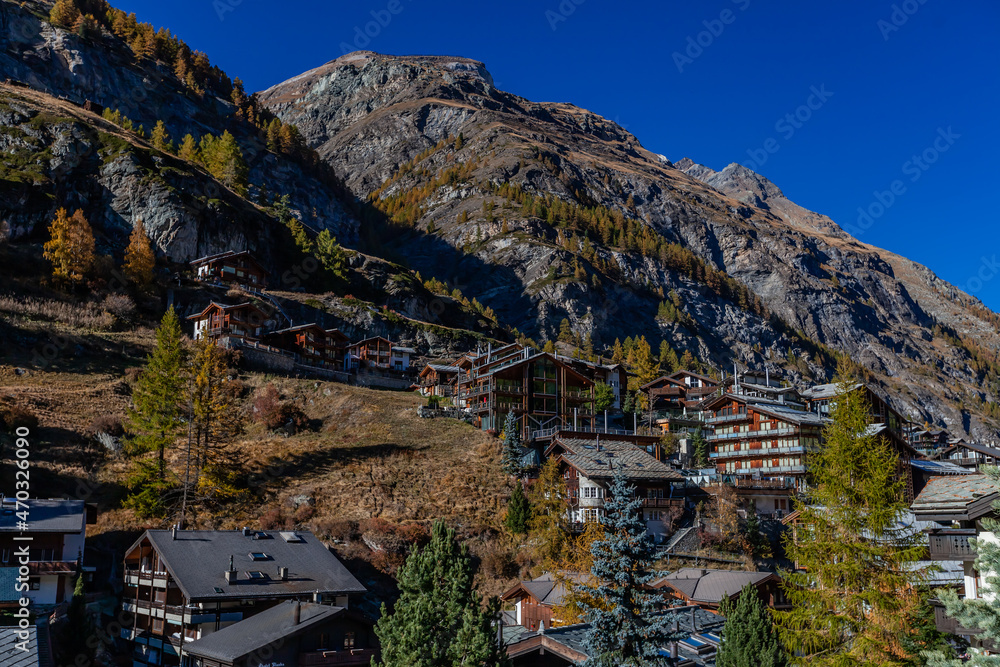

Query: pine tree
[[625, 336, 659, 391], [43, 208, 95, 284], [500, 411, 523, 477], [150, 120, 173, 153], [528, 457, 568, 568], [123, 219, 156, 288], [315, 230, 347, 284], [373, 521, 509, 667], [505, 482, 531, 535], [580, 468, 681, 664], [558, 317, 574, 343], [125, 308, 186, 516], [49, 0, 81, 27], [925, 466, 1000, 666], [717, 585, 787, 667], [679, 349, 695, 370], [178, 133, 199, 162], [692, 427, 708, 467], [543, 340, 556, 353], [774, 377, 928, 665]]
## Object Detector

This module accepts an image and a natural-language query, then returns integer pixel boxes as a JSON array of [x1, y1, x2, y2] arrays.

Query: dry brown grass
[[0, 293, 117, 329]]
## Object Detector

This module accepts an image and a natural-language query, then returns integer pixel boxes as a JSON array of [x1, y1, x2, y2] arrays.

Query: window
[[582, 487, 602, 499], [344, 631, 356, 649], [29, 578, 40, 591], [247, 571, 268, 580], [249, 552, 269, 561]]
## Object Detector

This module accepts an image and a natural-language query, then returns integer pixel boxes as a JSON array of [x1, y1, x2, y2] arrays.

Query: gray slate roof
[[910, 474, 999, 516], [0, 627, 39, 667], [503, 572, 592, 607], [0, 499, 85, 533], [800, 382, 863, 400], [184, 600, 343, 662], [652, 568, 774, 603], [910, 459, 975, 476], [558, 440, 683, 481], [137, 530, 366, 602]]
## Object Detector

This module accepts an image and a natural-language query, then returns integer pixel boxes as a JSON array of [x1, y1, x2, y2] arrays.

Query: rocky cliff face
[[260, 52, 1000, 438], [0, 86, 277, 261], [0, 0, 357, 244]]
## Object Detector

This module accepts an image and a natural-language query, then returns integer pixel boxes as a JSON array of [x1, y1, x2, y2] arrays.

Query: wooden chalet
[[932, 441, 1000, 469], [416, 363, 460, 397], [122, 529, 366, 667], [190, 250, 268, 289], [548, 437, 686, 542], [187, 302, 269, 341], [651, 568, 789, 611], [457, 348, 596, 439], [344, 337, 413, 372], [640, 370, 719, 430], [500, 572, 590, 631], [264, 324, 348, 369]]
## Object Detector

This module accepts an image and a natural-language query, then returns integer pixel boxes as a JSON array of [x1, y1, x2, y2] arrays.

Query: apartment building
[[122, 528, 366, 667]]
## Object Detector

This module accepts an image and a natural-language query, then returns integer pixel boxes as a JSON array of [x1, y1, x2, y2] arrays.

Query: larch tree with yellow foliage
[[43, 208, 95, 284], [123, 219, 156, 288]]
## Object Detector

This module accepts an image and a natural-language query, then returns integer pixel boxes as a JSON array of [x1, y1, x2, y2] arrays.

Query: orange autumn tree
[[43, 208, 95, 284], [123, 219, 156, 288]]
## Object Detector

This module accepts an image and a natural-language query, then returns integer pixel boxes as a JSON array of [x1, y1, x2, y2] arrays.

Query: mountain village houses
[[10, 248, 1000, 663]]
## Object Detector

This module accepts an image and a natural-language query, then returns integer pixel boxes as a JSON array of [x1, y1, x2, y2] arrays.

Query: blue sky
[[117, 0, 1000, 309]]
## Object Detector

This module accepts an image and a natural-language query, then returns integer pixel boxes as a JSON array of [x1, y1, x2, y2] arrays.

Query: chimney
[[278, 566, 289, 581], [171, 525, 177, 541], [293, 599, 301, 625], [313, 591, 322, 604], [225, 569, 237, 583]]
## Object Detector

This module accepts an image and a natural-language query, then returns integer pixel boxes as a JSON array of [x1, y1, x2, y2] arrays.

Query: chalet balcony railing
[[719, 465, 806, 477], [299, 649, 380, 666], [642, 498, 684, 508], [711, 445, 805, 459], [706, 427, 796, 442], [705, 412, 750, 424], [927, 529, 977, 561], [931, 598, 982, 636], [731, 477, 797, 490]]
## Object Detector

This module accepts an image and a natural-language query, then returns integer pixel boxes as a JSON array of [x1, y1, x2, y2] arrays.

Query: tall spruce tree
[[500, 411, 523, 477], [924, 465, 1000, 666], [505, 481, 531, 535], [125, 308, 186, 516], [717, 585, 787, 667], [373, 521, 509, 667], [774, 377, 928, 666], [580, 467, 680, 665]]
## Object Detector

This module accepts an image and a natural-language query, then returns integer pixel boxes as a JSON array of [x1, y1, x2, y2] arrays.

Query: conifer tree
[[625, 336, 659, 391], [373, 521, 509, 667], [717, 585, 787, 667], [500, 410, 523, 477], [126, 307, 186, 495], [315, 230, 347, 283], [178, 133, 199, 162], [188, 339, 243, 502], [679, 349, 695, 370], [543, 340, 556, 353], [505, 481, 531, 535], [57, 573, 93, 663], [150, 120, 173, 153], [123, 219, 156, 288], [528, 457, 568, 568], [774, 377, 927, 665], [558, 317, 573, 343], [43, 208, 95, 284], [580, 468, 681, 664], [49, 0, 81, 27], [692, 427, 709, 468]]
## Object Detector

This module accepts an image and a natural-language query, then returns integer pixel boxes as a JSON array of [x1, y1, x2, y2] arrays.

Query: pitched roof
[[184, 601, 344, 662], [186, 301, 268, 320], [131, 530, 366, 602], [0, 627, 39, 667], [910, 475, 999, 520], [910, 459, 976, 476], [800, 382, 863, 400], [500, 572, 591, 607], [504, 606, 724, 666], [0, 499, 85, 533], [559, 441, 684, 482], [652, 568, 775, 603]]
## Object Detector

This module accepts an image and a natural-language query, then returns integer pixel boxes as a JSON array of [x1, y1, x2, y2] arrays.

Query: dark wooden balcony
[[927, 529, 977, 561]]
